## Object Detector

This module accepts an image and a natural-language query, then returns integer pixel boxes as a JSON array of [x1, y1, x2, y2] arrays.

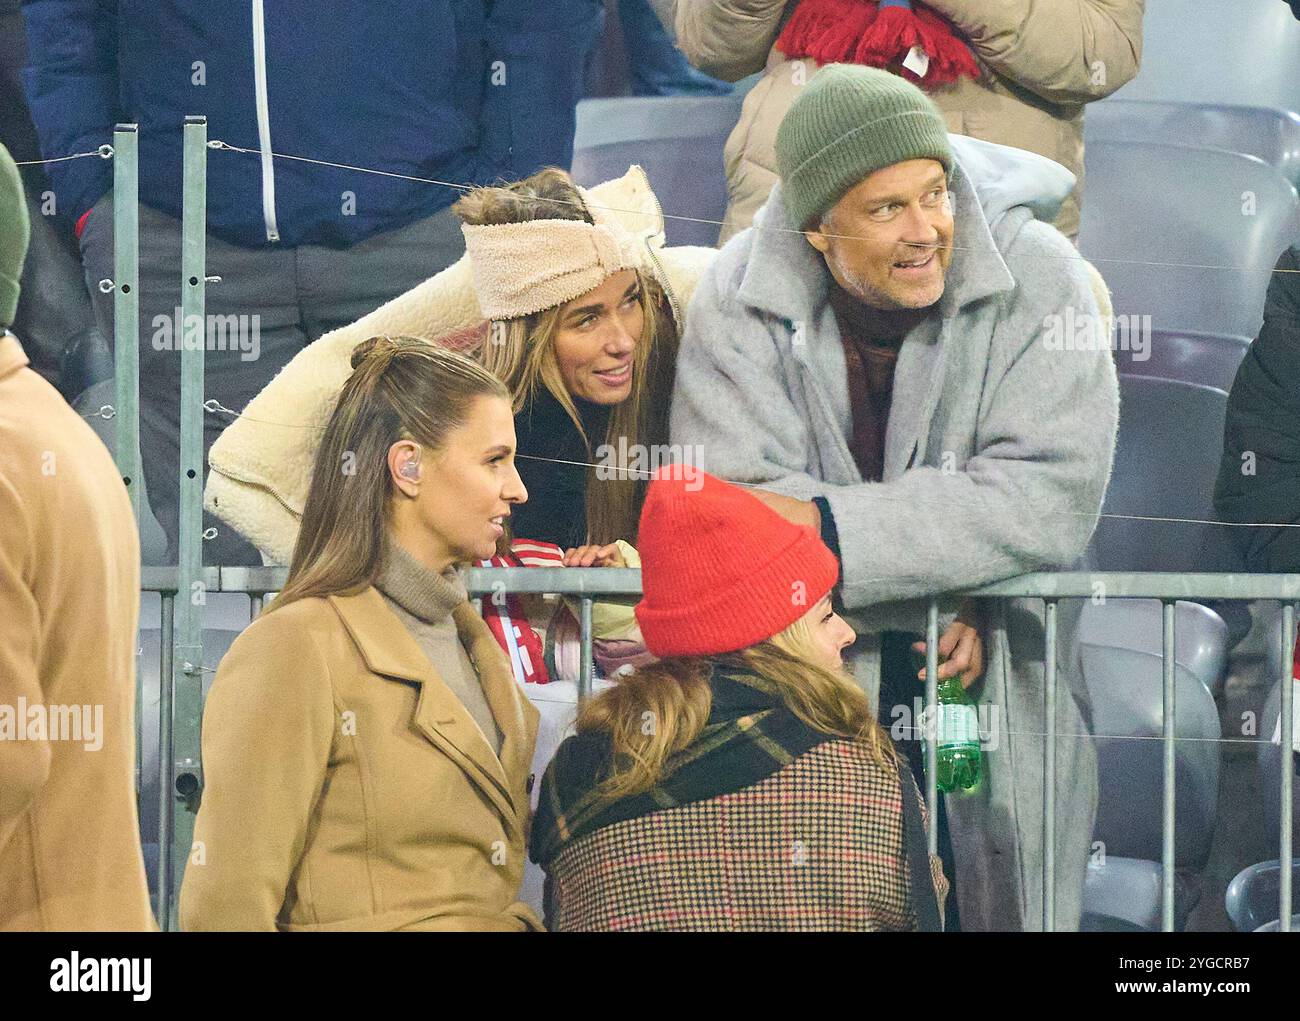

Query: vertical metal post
[[579, 597, 594, 703], [1043, 598, 1058, 932], [925, 600, 940, 856], [167, 115, 208, 930], [1161, 599, 1177, 932], [250, 594, 264, 620], [111, 125, 144, 799], [1280, 601, 1295, 933], [157, 593, 175, 920]]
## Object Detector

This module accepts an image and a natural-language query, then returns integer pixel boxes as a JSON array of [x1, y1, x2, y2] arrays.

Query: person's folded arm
[[671, 0, 793, 82], [923, 0, 1145, 104]]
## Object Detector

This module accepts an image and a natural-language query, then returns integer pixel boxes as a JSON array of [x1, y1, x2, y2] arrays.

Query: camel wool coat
[[0, 332, 154, 931], [179, 586, 541, 931]]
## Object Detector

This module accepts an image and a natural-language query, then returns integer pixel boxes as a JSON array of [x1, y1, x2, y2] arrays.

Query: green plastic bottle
[[911, 649, 982, 793], [933, 671, 982, 793]]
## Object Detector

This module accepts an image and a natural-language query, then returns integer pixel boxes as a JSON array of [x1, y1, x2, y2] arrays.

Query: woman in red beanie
[[529, 466, 948, 930]]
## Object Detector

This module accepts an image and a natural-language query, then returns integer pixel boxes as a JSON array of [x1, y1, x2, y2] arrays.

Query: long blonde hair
[[272, 335, 510, 610], [577, 616, 898, 801], [452, 167, 678, 545]]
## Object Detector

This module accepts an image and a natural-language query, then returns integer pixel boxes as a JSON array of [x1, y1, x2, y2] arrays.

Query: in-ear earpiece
[[399, 458, 420, 482]]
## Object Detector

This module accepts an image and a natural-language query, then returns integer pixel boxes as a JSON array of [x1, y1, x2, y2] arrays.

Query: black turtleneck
[[511, 387, 612, 548]]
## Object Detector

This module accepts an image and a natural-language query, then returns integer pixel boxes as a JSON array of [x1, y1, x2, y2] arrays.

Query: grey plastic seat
[[1082, 855, 1198, 931], [1079, 142, 1300, 339], [570, 94, 744, 248], [1113, 329, 1250, 393], [1095, 375, 1233, 573], [1083, 375, 1237, 688], [1086, 100, 1300, 188], [1079, 599, 1227, 699], [1224, 858, 1300, 932], [1080, 643, 1221, 869], [1111, 0, 1300, 113], [134, 593, 255, 851]]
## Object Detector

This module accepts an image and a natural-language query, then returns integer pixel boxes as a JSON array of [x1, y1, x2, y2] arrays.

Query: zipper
[[251, 0, 281, 242]]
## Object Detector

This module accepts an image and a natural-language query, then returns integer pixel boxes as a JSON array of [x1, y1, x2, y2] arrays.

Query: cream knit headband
[[461, 197, 646, 321]]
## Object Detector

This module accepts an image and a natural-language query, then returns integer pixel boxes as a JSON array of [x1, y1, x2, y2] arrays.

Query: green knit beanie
[[0, 143, 30, 329], [775, 64, 954, 230]]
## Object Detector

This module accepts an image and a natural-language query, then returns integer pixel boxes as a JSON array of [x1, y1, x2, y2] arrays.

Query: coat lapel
[[328, 587, 530, 834]]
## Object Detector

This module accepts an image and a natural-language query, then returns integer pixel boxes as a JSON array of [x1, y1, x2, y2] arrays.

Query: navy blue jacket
[[21, 1, 602, 248]]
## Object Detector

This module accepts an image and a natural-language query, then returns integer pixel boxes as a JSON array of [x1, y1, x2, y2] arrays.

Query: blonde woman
[[531, 467, 948, 931], [451, 167, 679, 556], [180, 337, 541, 931], [203, 165, 714, 569]]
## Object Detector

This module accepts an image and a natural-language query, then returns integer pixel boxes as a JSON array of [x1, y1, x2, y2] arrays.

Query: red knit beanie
[[634, 466, 840, 658]]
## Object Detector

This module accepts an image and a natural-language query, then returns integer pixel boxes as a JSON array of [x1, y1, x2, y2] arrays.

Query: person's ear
[[387, 440, 422, 497], [804, 207, 834, 255]]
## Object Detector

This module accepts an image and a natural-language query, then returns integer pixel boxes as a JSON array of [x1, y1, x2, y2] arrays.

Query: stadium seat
[[1093, 375, 1234, 572], [1078, 599, 1227, 699], [1111, 0, 1300, 113], [1112, 329, 1250, 393], [1082, 374, 1236, 685], [1079, 142, 1300, 339], [134, 593, 252, 857], [1081, 643, 1221, 869], [571, 94, 745, 247], [1086, 101, 1300, 188], [1224, 858, 1300, 932], [1082, 855, 1199, 931]]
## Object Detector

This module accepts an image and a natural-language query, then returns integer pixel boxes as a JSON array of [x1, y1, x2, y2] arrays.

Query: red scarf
[[777, 0, 980, 89]]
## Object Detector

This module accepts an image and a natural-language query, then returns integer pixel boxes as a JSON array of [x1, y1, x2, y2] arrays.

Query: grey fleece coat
[[670, 135, 1120, 931]]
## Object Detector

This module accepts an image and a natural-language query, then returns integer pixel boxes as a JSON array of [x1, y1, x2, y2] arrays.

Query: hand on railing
[[911, 598, 985, 689], [562, 543, 628, 568]]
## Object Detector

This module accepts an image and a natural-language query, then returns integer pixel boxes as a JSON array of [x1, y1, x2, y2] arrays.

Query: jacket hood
[[740, 133, 1074, 323], [946, 133, 1076, 230]]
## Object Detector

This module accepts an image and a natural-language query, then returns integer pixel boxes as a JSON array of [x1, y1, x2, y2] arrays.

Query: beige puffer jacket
[[670, 0, 1145, 242]]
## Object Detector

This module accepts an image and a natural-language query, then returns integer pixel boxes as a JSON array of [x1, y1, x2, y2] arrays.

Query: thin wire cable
[[207, 138, 1300, 278], [191, 398, 1300, 533], [13, 147, 113, 166]]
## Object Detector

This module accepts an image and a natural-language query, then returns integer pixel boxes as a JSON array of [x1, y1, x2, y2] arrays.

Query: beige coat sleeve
[[924, 0, 1145, 103], [672, 0, 792, 81], [179, 613, 335, 931]]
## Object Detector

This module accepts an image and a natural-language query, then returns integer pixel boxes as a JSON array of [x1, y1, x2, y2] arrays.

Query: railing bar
[[250, 594, 264, 620], [1280, 601, 1295, 934], [1161, 599, 1177, 932], [156, 594, 174, 927], [1043, 597, 1058, 932], [925, 600, 939, 857], [579, 597, 594, 704]]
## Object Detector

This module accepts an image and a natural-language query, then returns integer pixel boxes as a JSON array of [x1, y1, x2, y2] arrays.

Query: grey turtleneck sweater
[[375, 540, 503, 757]]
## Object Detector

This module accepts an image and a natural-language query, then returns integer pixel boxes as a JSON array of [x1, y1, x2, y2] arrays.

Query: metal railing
[[104, 121, 1295, 932]]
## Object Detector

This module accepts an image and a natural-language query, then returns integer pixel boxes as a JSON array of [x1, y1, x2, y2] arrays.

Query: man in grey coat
[[671, 65, 1119, 930]]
